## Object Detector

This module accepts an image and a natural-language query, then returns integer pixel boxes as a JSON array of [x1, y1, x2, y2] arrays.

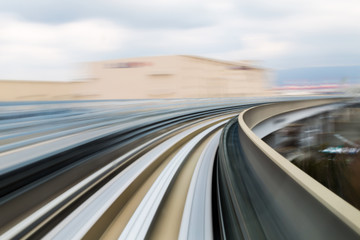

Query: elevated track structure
[[0, 97, 359, 240]]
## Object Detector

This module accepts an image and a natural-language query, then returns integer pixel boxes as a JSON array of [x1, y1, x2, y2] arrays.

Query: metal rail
[[178, 130, 221, 240], [119, 120, 227, 240]]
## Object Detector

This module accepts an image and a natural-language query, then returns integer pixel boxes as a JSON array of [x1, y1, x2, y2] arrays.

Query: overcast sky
[[0, 0, 359, 81]]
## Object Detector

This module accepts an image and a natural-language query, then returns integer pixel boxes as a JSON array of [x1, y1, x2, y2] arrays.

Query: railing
[[216, 98, 360, 239]]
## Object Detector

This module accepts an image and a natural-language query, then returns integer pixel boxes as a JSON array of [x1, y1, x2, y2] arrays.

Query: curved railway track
[[0, 100, 250, 239], [0, 97, 359, 240]]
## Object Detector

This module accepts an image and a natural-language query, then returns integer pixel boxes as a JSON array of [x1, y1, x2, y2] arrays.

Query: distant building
[[273, 84, 344, 96], [0, 55, 271, 101]]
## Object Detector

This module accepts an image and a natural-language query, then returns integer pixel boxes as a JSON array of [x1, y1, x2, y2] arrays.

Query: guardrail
[[228, 98, 360, 239]]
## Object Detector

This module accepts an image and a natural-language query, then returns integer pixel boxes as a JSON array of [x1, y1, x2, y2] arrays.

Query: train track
[[1, 97, 359, 240], [0, 99, 251, 239]]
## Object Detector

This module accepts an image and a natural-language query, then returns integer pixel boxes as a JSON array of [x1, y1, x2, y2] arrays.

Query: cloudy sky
[[0, 0, 359, 81]]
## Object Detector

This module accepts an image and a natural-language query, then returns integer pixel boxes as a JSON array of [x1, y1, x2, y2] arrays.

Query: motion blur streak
[[0, 97, 359, 240]]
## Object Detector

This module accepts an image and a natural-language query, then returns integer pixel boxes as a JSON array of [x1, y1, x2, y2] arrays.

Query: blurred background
[[1, 1, 360, 238], [0, 0, 360, 100]]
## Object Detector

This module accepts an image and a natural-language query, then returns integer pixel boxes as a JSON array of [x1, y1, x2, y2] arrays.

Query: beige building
[[0, 55, 271, 101]]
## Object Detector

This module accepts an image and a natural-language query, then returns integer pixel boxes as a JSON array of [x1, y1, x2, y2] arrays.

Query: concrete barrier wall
[[243, 98, 345, 129], [238, 98, 360, 238]]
